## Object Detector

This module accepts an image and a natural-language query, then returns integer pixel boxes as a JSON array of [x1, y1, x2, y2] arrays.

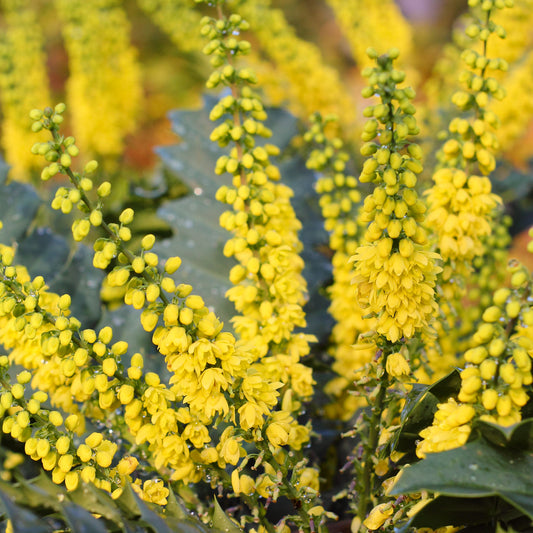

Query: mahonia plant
[[2, 0, 533, 532]]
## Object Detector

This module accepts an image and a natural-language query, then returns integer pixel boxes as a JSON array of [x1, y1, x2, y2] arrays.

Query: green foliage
[[392, 380, 533, 531], [392, 436, 533, 531], [0, 472, 219, 533]]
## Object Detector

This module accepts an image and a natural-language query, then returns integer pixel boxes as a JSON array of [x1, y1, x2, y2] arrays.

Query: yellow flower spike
[[0, 0, 51, 180]]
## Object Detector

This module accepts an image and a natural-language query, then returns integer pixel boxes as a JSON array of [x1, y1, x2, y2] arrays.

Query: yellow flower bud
[[58, 454, 74, 473], [86, 432, 103, 449], [102, 358, 118, 377], [56, 436, 71, 455], [482, 389, 498, 411], [65, 471, 79, 491], [81, 466, 96, 483], [185, 295, 204, 310], [165, 256, 182, 274], [118, 385, 135, 405], [117, 456, 138, 475]]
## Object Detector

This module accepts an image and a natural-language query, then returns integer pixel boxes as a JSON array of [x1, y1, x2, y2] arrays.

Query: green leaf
[[69, 482, 125, 528], [13, 475, 63, 513], [390, 438, 533, 528], [0, 486, 50, 533], [60, 501, 108, 533], [0, 162, 41, 245], [405, 494, 505, 529], [473, 418, 533, 451], [393, 369, 461, 454], [16, 230, 104, 328], [211, 498, 242, 533], [165, 488, 189, 520]]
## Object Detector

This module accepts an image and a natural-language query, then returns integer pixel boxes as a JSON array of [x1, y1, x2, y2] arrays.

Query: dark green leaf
[[473, 418, 533, 451], [393, 369, 461, 453], [390, 438, 533, 526], [0, 487, 51, 533], [13, 476, 63, 513], [407, 494, 504, 529], [165, 488, 189, 520], [69, 482, 125, 527], [16, 228, 70, 281], [47, 244, 104, 328], [60, 501, 108, 533], [0, 162, 41, 245]]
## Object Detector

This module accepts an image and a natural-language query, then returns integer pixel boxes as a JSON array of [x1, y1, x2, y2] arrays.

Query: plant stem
[[357, 355, 389, 523]]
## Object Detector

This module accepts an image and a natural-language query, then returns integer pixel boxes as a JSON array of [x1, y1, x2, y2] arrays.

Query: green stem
[[357, 353, 390, 523]]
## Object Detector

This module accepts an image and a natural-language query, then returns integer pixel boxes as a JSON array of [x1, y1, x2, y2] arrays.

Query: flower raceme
[[351, 49, 442, 344], [417, 262, 533, 458], [201, 7, 315, 402]]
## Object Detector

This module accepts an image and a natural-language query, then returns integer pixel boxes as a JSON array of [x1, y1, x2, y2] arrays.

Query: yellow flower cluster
[[304, 114, 374, 419], [237, 0, 356, 132], [199, 6, 326, 526], [27, 98, 322, 524], [0, 253, 147, 496], [203, 10, 314, 403], [351, 49, 441, 344], [54, 0, 142, 158], [417, 264, 533, 457], [326, 0, 414, 72], [426, 0, 511, 308], [0, 0, 51, 180]]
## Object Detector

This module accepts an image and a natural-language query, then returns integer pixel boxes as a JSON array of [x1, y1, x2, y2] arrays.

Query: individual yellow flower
[[385, 352, 410, 378], [363, 502, 394, 530], [141, 479, 169, 506]]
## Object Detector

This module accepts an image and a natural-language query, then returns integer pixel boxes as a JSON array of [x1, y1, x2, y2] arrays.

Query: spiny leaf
[[473, 418, 533, 451], [69, 482, 125, 527], [390, 438, 533, 528], [211, 498, 242, 533]]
